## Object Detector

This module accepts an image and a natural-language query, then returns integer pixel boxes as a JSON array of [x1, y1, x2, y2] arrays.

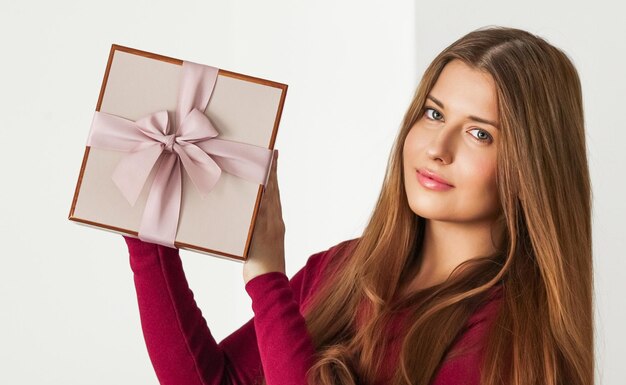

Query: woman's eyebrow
[[427, 94, 499, 129]]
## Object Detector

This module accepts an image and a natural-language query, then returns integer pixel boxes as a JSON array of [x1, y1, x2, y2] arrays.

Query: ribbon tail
[[112, 142, 164, 206], [138, 153, 182, 248], [195, 139, 273, 185]]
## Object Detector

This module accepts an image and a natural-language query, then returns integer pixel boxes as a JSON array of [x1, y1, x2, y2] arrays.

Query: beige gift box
[[68, 44, 287, 262]]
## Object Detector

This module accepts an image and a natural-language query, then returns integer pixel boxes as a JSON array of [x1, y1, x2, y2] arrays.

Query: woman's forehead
[[428, 60, 500, 128]]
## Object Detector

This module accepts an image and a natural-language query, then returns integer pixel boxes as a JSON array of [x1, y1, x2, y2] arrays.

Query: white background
[[0, 1, 623, 384]]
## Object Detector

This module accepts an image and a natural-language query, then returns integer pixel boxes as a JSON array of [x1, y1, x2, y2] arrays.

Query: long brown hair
[[269, 26, 593, 385]]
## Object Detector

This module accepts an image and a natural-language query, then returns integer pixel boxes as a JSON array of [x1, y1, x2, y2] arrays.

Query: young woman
[[123, 26, 593, 385]]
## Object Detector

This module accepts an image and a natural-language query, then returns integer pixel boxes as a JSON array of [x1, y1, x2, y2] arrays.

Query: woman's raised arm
[[124, 235, 331, 385]]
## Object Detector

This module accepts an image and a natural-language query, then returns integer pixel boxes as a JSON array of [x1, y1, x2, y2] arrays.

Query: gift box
[[68, 44, 286, 262]]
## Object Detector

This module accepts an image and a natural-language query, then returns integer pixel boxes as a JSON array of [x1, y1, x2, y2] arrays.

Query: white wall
[[1, 1, 623, 384], [0, 1, 416, 384]]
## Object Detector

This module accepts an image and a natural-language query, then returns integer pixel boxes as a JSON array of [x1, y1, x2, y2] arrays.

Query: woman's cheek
[[404, 126, 425, 157], [468, 154, 498, 193]]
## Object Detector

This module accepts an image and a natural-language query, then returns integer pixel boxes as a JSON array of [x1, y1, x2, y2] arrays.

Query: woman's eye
[[468, 128, 493, 143], [424, 107, 443, 121]]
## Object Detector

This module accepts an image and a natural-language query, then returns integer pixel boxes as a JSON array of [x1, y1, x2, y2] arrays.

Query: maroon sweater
[[123, 236, 503, 385]]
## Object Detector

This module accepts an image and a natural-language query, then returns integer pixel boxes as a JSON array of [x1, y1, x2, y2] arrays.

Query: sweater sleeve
[[124, 235, 326, 385], [244, 272, 316, 385]]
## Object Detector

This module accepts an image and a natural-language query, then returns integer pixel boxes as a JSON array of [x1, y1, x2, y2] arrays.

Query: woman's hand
[[243, 149, 286, 285]]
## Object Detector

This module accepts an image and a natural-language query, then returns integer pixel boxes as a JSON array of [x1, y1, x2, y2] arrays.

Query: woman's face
[[403, 59, 501, 223]]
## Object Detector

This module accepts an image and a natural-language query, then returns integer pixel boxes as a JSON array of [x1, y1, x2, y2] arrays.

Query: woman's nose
[[425, 124, 456, 164]]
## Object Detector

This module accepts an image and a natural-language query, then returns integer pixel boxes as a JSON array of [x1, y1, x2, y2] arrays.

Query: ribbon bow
[[86, 61, 273, 248]]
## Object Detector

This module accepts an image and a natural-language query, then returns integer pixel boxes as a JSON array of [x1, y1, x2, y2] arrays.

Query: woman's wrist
[[244, 270, 288, 294], [244, 257, 286, 284]]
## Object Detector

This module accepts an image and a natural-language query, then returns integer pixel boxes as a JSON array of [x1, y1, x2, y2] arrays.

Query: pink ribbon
[[86, 61, 273, 248]]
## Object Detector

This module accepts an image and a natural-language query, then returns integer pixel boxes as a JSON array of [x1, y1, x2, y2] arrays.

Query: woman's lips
[[416, 170, 454, 191]]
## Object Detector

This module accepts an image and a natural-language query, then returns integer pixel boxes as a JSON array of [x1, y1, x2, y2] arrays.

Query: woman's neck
[[401, 217, 505, 296]]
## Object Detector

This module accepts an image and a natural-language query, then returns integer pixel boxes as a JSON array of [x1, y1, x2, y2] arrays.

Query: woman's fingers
[[263, 150, 281, 214], [265, 150, 278, 192], [243, 149, 286, 284], [269, 150, 281, 206]]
